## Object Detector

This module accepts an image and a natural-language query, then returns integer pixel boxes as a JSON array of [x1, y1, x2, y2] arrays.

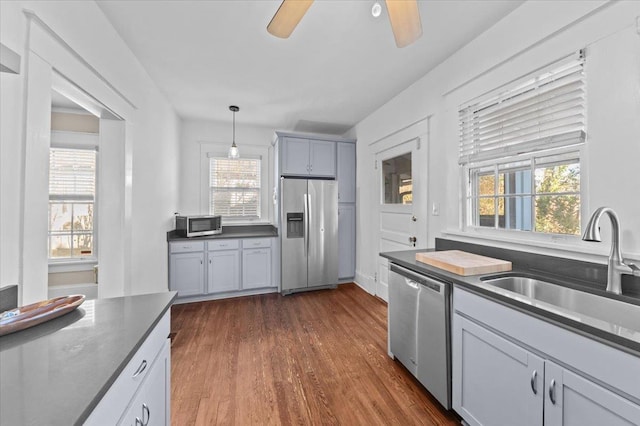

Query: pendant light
[[228, 105, 240, 159]]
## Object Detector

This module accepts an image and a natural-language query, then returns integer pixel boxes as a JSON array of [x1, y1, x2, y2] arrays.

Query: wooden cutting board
[[415, 250, 511, 276]]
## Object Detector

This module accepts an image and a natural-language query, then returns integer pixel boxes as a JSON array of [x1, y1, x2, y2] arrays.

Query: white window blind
[[49, 148, 96, 201], [209, 157, 261, 218], [459, 51, 586, 165]]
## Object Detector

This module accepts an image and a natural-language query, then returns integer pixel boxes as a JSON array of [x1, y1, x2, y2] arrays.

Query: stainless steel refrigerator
[[280, 177, 338, 294]]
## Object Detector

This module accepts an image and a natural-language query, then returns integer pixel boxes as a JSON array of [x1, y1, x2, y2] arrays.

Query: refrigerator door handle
[[303, 193, 309, 257]]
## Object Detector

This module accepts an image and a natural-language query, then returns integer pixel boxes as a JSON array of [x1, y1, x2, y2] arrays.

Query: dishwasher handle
[[390, 263, 447, 296], [404, 279, 420, 290]]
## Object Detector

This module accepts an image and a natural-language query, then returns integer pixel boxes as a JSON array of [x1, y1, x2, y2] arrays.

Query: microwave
[[175, 215, 222, 238]]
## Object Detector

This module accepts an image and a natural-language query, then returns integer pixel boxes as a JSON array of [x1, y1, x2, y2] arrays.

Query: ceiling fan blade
[[267, 0, 314, 39], [385, 0, 423, 48]]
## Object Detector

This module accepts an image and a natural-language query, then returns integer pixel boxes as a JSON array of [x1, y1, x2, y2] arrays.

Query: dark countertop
[[0, 291, 177, 425], [381, 248, 640, 356], [167, 224, 278, 242]]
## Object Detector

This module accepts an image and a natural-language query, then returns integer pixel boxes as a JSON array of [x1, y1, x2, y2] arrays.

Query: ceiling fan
[[267, 0, 422, 48]]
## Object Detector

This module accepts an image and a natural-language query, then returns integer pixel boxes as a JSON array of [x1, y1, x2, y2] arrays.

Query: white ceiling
[[96, 0, 523, 133]]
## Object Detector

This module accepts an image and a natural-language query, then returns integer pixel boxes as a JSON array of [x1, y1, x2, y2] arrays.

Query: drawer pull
[[132, 360, 147, 378], [530, 370, 538, 395], [142, 403, 150, 425], [549, 379, 557, 404]]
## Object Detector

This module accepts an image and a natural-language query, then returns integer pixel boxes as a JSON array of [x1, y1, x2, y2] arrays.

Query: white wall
[[352, 1, 640, 293], [0, 1, 180, 302], [179, 119, 276, 223]]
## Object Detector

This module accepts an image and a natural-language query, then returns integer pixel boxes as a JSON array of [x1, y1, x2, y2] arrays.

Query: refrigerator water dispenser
[[286, 212, 304, 238]]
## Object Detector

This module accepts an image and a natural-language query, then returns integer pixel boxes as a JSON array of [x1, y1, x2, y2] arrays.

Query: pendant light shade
[[228, 105, 240, 159]]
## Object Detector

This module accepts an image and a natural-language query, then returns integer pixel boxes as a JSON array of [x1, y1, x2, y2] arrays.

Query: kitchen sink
[[481, 276, 640, 333]]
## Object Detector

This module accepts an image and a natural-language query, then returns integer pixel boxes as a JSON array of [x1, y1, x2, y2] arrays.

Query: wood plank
[[415, 250, 511, 276], [171, 283, 461, 425]]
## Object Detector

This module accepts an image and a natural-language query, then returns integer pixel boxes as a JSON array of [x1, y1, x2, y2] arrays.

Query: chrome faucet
[[582, 207, 640, 294]]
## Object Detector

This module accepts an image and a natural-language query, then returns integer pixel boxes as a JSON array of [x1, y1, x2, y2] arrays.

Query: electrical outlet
[[432, 202, 440, 216]]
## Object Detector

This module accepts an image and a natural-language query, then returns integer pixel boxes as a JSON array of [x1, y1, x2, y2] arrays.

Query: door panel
[[544, 361, 640, 426], [208, 250, 240, 293], [376, 139, 424, 301], [169, 253, 204, 297], [338, 204, 356, 279], [309, 140, 336, 176], [282, 137, 309, 176], [453, 315, 544, 426], [307, 180, 338, 287], [281, 178, 308, 291]]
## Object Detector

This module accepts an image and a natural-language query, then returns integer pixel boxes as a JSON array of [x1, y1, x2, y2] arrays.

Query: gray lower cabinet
[[242, 248, 271, 289], [169, 252, 205, 297], [86, 312, 171, 425], [169, 237, 276, 298], [453, 315, 543, 426], [544, 361, 640, 426], [118, 339, 170, 426], [207, 249, 241, 293], [453, 288, 640, 426], [338, 203, 355, 279]]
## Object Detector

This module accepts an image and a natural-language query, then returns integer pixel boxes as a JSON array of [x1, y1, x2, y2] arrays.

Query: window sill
[[222, 220, 272, 226], [48, 259, 97, 273], [441, 229, 640, 263]]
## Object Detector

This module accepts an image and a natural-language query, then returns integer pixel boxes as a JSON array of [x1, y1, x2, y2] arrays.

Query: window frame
[[48, 130, 99, 268], [458, 51, 588, 241], [462, 147, 588, 233], [201, 145, 270, 224], [208, 155, 262, 219]]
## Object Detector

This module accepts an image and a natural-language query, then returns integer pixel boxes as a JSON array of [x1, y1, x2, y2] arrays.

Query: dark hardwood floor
[[170, 283, 460, 425]]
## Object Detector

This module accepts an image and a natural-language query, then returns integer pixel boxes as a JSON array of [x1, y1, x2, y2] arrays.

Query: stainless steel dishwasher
[[388, 263, 451, 409]]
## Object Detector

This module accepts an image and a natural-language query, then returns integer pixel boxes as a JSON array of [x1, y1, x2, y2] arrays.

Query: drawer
[[85, 311, 170, 425], [170, 241, 204, 253], [242, 238, 271, 249], [208, 239, 240, 251]]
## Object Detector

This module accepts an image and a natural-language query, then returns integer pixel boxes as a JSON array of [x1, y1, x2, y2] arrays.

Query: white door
[[375, 136, 426, 301]]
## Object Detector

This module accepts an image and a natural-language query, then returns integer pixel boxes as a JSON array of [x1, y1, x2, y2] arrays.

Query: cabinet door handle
[[530, 370, 538, 395], [142, 403, 150, 426], [136, 417, 143, 426], [549, 379, 557, 404], [132, 360, 147, 378]]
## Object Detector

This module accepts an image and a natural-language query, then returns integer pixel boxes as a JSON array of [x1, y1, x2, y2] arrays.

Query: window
[[470, 152, 580, 234], [460, 52, 585, 235], [209, 157, 261, 218], [382, 153, 412, 204], [48, 147, 96, 259]]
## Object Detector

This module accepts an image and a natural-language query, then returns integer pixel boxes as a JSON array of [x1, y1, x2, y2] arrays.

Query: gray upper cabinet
[[281, 137, 310, 176], [309, 140, 336, 176], [281, 136, 336, 177], [337, 142, 356, 203]]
